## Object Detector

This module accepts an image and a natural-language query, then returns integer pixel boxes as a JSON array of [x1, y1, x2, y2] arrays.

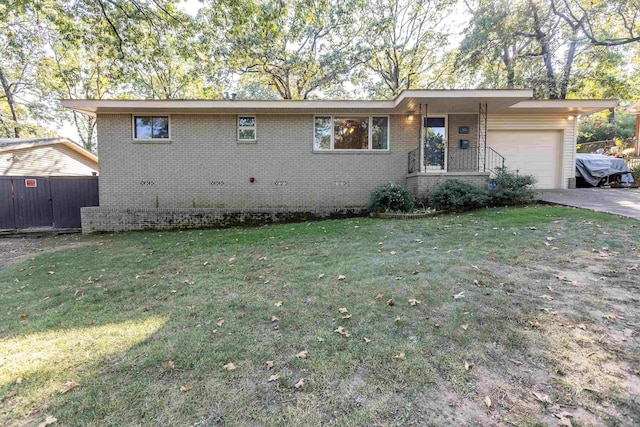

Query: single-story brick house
[[61, 89, 615, 232], [0, 138, 98, 176]]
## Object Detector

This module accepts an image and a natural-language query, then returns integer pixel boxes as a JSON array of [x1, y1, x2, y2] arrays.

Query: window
[[133, 116, 170, 140], [314, 116, 389, 151], [238, 116, 256, 141]]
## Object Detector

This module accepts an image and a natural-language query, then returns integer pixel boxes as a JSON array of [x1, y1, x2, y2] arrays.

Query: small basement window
[[133, 116, 170, 140], [238, 116, 256, 141]]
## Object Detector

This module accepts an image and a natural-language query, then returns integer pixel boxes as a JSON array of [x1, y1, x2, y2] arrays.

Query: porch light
[[567, 115, 574, 121], [407, 114, 415, 123]]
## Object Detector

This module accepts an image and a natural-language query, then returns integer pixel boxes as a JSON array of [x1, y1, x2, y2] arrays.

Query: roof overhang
[[60, 89, 535, 116], [497, 100, 618, 115], [0, 138, 98, 163], [627, 101, 640, 114]]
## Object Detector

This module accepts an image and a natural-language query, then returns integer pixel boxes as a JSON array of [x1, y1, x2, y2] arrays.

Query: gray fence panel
[[51, 177, 99, 228], [0, 177, 16, 229], [13, 177, 54, 228]]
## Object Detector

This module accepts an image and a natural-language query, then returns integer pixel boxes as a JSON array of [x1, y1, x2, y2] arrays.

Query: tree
[[551, 0, 640, 46], [366, 0, 455, 98], [457, 0, 637, 99], [0, 0, 54, 138], [202, 0, 368, 99]]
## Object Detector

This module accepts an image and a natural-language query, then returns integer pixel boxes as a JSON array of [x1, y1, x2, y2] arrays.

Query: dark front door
[[13, 177, 54, 228]]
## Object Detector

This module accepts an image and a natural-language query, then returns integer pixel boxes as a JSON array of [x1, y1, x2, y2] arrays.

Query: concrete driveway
[[537, 188, 640, 220]]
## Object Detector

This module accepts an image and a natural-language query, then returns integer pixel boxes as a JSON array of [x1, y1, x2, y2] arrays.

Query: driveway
[[537, 188, 640, 220]]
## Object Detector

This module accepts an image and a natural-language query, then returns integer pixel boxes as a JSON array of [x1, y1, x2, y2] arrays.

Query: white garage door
[[487, 130, 562, 189]]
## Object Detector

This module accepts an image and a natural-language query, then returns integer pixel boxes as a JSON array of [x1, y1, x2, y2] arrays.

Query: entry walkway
[[537, 188, 640, 220]]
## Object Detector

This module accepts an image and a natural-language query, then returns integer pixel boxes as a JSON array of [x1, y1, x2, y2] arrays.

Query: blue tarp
[[575, 154, 634, 186]]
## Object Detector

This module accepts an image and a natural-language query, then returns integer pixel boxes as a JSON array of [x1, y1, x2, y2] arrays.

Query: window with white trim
[[133, 116, 170, 140], [314, 116, 389, 151], [238, 116, 256, 141]]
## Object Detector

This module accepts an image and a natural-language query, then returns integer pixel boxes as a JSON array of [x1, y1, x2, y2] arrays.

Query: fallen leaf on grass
[[532, 391, 552, 404], [363, 337, 371, 343], [394, 352, 406, 361], [268, 374, 279, 382], [386, 299, 394, 306], [223, 362, 236, 371], [464, 361, 474, 371], [318, 273, 325, 278], [453, 291, 465, 300], [16, 377, 23, 384], [266, 360, 274, 369], [296, 351, 309, 358], [460, 324, 469, 330], [294, 378, 305, 389], [216, 317, 225, 327], [48, 271, 55, 274], [375, 293, 384, 299], [554, 274, 567, 281], [2, 390, 17, 401], [271, 316, 279, 322], [389, 251, 397, 255], [334, 326, 350, 337], [274, 301, 283, 307], [180, 385, 192, 392], [539, 294, 554, 300], [338, 275, 346, 281], [20, 313, 28, 320], [546, 236, 555, 241], [557, 418, 572, 427], [37, 415, 57, 427], [408, 299, 421, 306], [59, 380, 79, 394], [165, 360, 175, 370], [338, 307, 349, 314], [341, 314, 352, 319], [484, 396, 492, 408], [626, 265, 638, 271]]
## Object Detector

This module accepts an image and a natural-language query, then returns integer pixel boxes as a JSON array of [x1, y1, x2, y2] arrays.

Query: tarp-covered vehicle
[[575, 154, 634, 187]]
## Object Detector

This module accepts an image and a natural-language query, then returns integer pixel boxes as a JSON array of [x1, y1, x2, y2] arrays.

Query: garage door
[[487, 130, 562, 189]]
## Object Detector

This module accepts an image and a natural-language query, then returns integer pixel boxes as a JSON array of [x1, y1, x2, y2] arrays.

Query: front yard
[[1, 206, 639, 426]]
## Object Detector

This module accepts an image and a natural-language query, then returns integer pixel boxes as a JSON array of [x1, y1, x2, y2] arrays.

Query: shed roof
[[0, 138, 98, 163]]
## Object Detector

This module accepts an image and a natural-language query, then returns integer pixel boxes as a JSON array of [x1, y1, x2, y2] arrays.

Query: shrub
[[368, 182, 415, 212], [427, 179, 488, 212], [487, 168, 537, 206]]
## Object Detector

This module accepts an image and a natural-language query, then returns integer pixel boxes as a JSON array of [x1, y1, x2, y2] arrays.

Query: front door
[[424, 117, 447, 171]]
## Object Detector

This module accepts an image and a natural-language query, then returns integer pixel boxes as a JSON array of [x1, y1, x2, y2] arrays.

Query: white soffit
[[499, 100, 618, 115], [61, 90, 614, 117]]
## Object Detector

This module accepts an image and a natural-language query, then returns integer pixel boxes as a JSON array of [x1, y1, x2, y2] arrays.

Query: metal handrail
[[408, 148, 419, 173]]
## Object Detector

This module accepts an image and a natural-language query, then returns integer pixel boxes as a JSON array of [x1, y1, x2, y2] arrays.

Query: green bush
[[427, 179, 488, 212], [487, 168, 537, 206], [368, 182, 415, 212]]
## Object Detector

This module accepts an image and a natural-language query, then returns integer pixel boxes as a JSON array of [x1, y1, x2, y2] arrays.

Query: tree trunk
[[608, 107, 615, 140], [0, 67, 20, 138]]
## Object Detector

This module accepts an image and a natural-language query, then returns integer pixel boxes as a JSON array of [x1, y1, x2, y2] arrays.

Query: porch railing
[[485, 147, 506, 174], [408, 146, 506, 174]]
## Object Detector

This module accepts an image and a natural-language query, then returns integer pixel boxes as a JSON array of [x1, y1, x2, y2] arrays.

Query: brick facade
[[89, 112, 485, 232], [97, 114, 420, 209], [81, 206, 367, 233]]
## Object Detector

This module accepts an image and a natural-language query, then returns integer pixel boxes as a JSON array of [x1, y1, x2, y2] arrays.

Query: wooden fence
[[0, 176, 98, 229]]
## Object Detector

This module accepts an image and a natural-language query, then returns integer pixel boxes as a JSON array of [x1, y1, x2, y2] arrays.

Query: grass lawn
[[1, 206, 639, 426]]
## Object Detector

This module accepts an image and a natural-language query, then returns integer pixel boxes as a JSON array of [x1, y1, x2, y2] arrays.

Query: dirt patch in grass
[[1, 206, 639, 426]]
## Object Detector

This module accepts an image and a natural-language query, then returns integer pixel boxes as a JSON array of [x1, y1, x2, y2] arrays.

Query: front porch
[[404, 104, 505, 199]]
